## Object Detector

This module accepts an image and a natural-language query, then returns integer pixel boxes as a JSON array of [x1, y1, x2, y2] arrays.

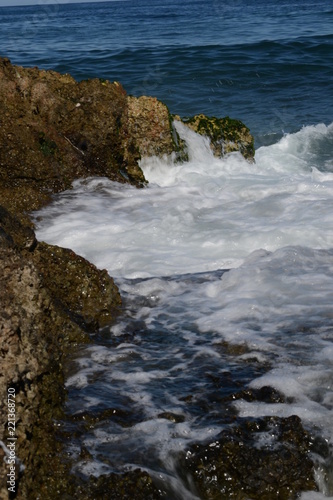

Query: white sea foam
[[34, 122, 333, 278], [34, 122, 333, 495]]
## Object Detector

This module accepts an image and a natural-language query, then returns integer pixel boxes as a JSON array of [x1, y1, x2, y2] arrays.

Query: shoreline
[[1, 58, 317, 499]]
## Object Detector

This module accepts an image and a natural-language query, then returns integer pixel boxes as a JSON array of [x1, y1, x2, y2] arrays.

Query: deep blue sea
[[1, 0, 333, 146], [1, 1, 333, 498]]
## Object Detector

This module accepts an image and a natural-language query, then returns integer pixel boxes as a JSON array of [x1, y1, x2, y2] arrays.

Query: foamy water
[[35, 121, 333, 278], [34, 122, 333, 498]]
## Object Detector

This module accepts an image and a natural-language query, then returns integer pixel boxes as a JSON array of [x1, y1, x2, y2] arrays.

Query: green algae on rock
[[181, 113, 255, 161]]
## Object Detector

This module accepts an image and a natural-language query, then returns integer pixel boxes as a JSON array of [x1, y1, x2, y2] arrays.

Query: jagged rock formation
[[2, 57, 316, 500], [0, 207, 122, 499], [0, 57, 254, 222]]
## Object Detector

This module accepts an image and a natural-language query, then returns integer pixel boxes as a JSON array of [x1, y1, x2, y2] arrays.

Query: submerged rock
[[70, 470, 163, 499], [180, 415, 317, 499]]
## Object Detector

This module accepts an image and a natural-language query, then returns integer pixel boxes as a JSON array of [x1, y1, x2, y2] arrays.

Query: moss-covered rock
[[181, 113, 255, 161]]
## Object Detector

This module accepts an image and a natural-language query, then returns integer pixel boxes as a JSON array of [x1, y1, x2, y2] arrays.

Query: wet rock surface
[[0, 207, 122, 499], [65, 470, 164, 500], [181, 113, 255, 161], [32, 242, 121, 332], [180, 415, 317, 499]]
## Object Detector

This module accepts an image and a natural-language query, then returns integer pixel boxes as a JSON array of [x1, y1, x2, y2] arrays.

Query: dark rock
[[157, 412, 186, 423], [229, 385, 286, 404], [70, 406, 145, 429], [180, 415, 318, 499], [0, 205, 36, 251], [0, 206, 122, 333], [32, 242, 121, 332], [72, 470, 164, 499]]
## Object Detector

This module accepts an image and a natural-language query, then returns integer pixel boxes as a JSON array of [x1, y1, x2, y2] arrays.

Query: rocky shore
[[0, 58, 318, 499]]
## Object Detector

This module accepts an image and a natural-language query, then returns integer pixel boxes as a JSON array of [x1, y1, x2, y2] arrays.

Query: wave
[[33, 121, 333, 279]]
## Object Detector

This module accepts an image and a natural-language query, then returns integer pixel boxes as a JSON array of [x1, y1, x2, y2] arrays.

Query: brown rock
[[0, 207, 121, 499], [0, 242, 81, 499], [127, 95, 176, 157], [0, 57, 254, 223], [32, 241, 122, 331], [0, 57, 145, 220]]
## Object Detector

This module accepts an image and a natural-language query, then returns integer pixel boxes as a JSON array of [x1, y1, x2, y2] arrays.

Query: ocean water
[[1, 0, 333, 144], [2, 0, 333, 497]]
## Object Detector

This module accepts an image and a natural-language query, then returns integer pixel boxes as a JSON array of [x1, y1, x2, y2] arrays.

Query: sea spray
[[34, 122, 333, 278]]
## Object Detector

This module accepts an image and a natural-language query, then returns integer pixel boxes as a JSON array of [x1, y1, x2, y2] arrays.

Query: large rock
[[0, 241, 77, 499], [0, 57, 254, 223], [0, 206, 121, 333], [0, 207, 122, 499], [127, 95, 174, 157], [32, 242, 121, 332], [0, 57, 145, 220]]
